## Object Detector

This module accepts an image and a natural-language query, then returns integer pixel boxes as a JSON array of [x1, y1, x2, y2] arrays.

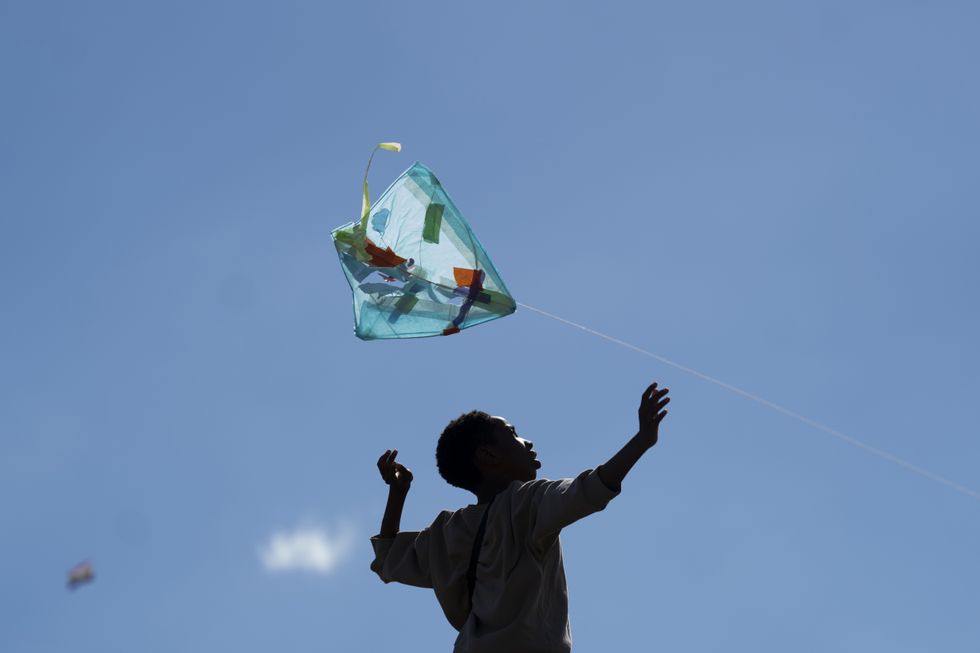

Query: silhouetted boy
[[371, 382, 671, 652]]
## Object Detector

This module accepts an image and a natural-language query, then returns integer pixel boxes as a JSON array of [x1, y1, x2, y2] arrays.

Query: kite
[[67, 560, 94, 590], [332, 143, 516, 340]]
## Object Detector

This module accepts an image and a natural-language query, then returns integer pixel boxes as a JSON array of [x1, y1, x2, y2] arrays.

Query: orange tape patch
[[453, 267, 482, 287]]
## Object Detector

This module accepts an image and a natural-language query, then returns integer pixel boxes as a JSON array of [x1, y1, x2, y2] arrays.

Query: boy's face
[[486, 417, 541, 482]]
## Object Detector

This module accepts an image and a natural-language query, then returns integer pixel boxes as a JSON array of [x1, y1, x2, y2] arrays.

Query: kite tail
[[360, 142, 401, 231]]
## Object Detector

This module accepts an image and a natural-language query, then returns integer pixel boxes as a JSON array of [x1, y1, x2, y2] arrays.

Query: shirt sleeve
[[369, 529, 434, 588], [513, 468, 621, 555]]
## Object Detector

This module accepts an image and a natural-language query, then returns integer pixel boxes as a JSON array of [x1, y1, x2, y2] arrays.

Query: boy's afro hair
[[436, 410, 500, 491]]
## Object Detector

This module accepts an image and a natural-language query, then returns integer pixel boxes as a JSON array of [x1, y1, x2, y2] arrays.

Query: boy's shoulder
[[432, 476, 576, 533], [447, 477, 563, 518]]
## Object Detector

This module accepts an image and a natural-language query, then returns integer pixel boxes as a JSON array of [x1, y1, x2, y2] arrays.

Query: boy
[[371, 382, 671, 652]]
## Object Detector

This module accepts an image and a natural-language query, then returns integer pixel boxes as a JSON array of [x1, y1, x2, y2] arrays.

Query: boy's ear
[[475, 444, 498, 468]]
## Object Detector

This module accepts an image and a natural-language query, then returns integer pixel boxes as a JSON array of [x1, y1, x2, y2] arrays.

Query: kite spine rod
[[516, 301, 980, 503]]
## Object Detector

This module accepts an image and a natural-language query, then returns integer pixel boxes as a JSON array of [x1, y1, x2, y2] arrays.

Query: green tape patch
[[393, 294, 419, 315], [423, 203, 444, 243]]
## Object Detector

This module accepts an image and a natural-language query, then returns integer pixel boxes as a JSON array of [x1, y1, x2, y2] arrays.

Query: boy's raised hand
[[377, 449, 413, 494], [638, 382, 670, 448], [597, 382, 673, 491]]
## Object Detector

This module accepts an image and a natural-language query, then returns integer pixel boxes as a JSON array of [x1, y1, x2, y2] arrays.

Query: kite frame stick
[[517, 300, 980, 502]]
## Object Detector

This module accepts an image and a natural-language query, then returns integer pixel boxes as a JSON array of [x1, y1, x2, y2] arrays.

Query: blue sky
[[2, 1, 979, 651]]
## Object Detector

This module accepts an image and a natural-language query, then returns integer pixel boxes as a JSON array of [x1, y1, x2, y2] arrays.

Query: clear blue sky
[[2, 1, 979, 651]]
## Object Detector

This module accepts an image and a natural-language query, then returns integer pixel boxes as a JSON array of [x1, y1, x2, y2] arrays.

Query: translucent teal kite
[[332, 144, 516, 340]]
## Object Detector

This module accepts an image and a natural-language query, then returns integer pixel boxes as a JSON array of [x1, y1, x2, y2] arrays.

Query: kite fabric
[[332, 146, 516, 340]]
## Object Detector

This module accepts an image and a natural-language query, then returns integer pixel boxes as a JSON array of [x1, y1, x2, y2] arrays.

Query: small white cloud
[[259, 523, 356, 575]]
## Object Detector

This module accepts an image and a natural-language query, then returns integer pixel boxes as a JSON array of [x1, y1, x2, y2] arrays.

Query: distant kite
[[67, 560, 94, 590], [332, 143, 516, 340]]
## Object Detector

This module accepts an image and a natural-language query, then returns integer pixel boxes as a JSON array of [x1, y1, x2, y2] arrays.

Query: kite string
[[516, 301, 980, 502]]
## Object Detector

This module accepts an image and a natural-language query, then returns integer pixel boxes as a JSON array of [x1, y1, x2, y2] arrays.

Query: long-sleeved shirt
[[370, 468, 620, 653]]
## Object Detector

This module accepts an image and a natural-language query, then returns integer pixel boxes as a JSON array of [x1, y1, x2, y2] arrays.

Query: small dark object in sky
[[67, 560, 94, 590]]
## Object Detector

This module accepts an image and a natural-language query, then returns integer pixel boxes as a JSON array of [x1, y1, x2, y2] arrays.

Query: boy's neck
[[473, 476, 516, 504]]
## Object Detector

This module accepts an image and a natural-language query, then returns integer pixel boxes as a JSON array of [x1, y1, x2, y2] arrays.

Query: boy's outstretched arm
[[597, 382, 670, 491], [517, 383, 669, 553], [377, 449, 413, 537]]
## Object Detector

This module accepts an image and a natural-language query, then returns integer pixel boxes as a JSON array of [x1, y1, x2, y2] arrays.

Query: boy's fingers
[[641, 391, 669, 416], [642, 383, 658, 401], [641, 384, 670, 409], [648, 390, 669, 411]]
